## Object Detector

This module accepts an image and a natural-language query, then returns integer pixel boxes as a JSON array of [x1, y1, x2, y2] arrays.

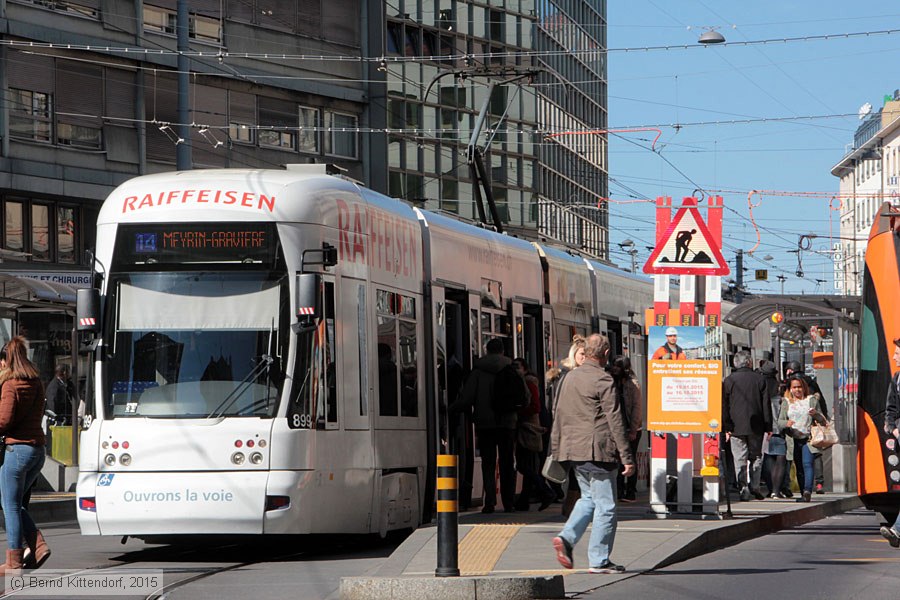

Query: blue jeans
[[558, 463, 618, 568], [792, 440, 814, 493], [0, 443, 46, 549]]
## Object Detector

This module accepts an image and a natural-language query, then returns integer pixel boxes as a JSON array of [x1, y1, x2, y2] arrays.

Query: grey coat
[[549, 361, 634, 465]]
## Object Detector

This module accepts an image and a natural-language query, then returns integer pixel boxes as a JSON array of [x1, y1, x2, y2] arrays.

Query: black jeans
[[476, 428, 517, 510]]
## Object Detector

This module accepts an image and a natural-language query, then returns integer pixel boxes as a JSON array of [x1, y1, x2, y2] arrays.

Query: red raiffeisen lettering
[[121, 189, 276, 214], [335, 198, 418, 277]]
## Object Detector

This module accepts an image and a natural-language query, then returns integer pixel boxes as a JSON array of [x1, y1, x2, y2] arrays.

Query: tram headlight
[[231, 452, 245, 465], [104, 454, 116, 466], [891, 470, 900, 483], [249, 452, 263, 465], [120, 453, 132, 466]]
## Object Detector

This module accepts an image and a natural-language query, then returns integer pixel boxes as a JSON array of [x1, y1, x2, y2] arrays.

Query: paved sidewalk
[[349, 490, 861, 598]]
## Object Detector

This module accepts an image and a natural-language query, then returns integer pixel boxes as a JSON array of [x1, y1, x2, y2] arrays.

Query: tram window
[[399, 320, 417, 417], [376, 288, 418, 417], [377, 319, 398, 417], [324, 282, 337, 425], [357, 284, 368, 416]]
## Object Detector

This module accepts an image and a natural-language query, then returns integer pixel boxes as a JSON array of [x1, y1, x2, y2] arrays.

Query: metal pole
[[435, 454, 460, 577], [176, 0, 191, 170]]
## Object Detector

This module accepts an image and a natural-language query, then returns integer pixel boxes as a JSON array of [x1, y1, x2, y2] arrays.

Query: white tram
[[75, 165, 653, 538]]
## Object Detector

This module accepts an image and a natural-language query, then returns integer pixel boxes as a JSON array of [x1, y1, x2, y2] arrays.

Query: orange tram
[[858, 201, 900, 523]]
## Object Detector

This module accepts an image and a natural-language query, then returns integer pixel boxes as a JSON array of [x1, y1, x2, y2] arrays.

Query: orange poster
[[647, 359, 722, 433]]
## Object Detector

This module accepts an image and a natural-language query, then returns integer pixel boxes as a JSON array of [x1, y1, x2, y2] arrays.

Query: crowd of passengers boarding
[[449, 329, 853, 573]]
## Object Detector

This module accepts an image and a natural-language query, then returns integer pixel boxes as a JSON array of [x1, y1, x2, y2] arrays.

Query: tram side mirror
[[293, 273, 321, 333], [76, 288, 101, 333]]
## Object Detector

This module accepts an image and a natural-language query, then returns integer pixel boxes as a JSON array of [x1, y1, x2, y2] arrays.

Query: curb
[[340, 575, 564, 600]]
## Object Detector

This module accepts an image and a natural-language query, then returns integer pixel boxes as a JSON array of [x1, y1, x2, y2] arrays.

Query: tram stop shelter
[[0, 272, 82, 490], [724, 294, 860, 494]]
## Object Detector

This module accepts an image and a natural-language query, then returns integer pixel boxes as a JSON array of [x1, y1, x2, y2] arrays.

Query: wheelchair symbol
[[98, 474, 115, 487]]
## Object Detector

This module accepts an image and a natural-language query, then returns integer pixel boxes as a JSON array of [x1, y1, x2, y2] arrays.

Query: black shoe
[[781, 489, 794, 498], [815, 483, 825, 494], [739, 487, 751, 501], [481, 505, 495, 514], [538, 498, 554, 511], [623, 490, 636, 502], [881, 526, 900, 548], [796, 490, 811, 502], [553, 536, 574, 569], [504, 507, 516, 513], [751, 489, 765, 500], [589, 561, 626, 574]]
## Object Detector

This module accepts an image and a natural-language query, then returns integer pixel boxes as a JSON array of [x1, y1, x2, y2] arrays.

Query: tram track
[[0, 538, 312, 599]]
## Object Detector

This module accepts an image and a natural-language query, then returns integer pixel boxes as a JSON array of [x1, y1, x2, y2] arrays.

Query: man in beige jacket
[[551, 333, 634, 573]]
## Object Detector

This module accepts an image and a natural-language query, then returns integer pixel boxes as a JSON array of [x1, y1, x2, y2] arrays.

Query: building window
[[5, 202, 24, 254], [228, 122, 254, 144], [8, 89, 52, 142], [143, 4, 221, 43], [13, 0, 98, 18], [325, 111, 358, 158], [31, 204, 50, 262], [57, 123, 101, 149], [298, 106, 319, 153], [2, 198, 81, 264], [258, 97, 298, 150], [57, 206, 76, 264]]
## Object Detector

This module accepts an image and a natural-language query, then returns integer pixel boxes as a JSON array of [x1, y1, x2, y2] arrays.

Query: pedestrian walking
[[550, 333, 634, 573], [777, 374, 827, 503], [0, 337, 50, 574], [784, 360, 829, 494], [722, 351, 771, 501], [880, 337, 900, 547]]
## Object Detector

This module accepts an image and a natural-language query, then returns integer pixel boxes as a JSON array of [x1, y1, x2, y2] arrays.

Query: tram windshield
[[103, 271, 288, 419]]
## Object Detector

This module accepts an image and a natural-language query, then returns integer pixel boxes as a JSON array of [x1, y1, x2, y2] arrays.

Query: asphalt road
[[584, 507, 900, 600], [0, 523, 402, 599]]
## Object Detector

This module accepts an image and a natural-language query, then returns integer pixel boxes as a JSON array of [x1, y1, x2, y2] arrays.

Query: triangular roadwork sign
[[643, 204, 730, 275]]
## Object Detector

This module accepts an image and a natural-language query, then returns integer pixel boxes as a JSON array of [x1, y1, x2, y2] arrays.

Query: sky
[[604, 1, 900, 295]]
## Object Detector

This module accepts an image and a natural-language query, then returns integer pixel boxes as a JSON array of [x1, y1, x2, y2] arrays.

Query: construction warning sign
[[643, 204, 729, 275]]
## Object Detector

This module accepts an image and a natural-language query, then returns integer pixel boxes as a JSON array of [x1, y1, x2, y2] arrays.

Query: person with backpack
[[450, 338, 528, 513]]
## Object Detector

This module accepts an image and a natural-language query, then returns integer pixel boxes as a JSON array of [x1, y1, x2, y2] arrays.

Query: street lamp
[[618, 239, 638, 273], [697, 27, 726, 44]]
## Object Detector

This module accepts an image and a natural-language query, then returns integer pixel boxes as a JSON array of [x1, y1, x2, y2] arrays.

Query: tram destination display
[[114, 223, 276, 266]]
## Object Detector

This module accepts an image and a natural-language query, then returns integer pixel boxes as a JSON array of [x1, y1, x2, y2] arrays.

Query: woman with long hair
[[609, 356, 643, 502], [545, 335, 587, 516], [0, 337, 50, 573], [777, 374, 827, 503]]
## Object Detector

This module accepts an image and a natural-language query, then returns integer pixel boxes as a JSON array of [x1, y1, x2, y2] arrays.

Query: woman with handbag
[[546, 336, 587, 516], [777, 374, 827, 503], [0, 337, 50, 574], [513, 359, 555, 511]]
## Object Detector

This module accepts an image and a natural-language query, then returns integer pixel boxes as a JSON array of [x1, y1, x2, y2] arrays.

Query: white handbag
[[541, 455, 568, 485]]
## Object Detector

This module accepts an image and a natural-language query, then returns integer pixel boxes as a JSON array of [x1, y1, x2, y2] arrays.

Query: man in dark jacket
[[723, 351, 771, 501], [45, 364, 75, 424], [450, 338, 519, 513]]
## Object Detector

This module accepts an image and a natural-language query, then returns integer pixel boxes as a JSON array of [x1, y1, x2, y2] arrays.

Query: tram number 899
[[289, 412, 313, 429]]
